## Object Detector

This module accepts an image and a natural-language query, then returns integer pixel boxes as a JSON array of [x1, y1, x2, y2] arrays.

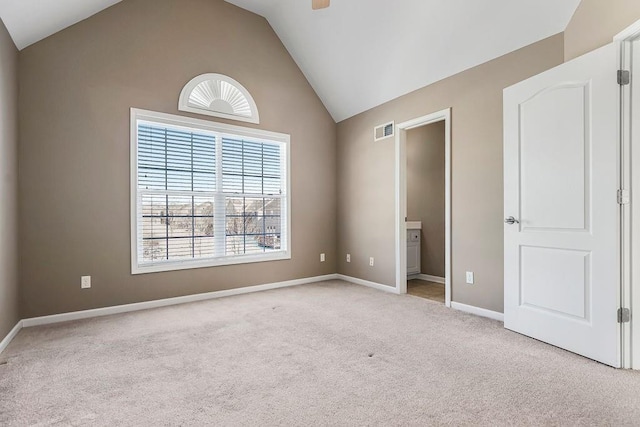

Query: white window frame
[[130, 108, 291, 275]]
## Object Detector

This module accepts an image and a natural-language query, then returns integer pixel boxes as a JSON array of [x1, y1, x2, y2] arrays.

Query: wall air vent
[[374, 121, 395, 141]]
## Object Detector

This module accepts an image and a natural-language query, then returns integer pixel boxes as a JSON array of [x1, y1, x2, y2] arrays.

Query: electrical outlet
[[369, 257, 375, 267], [466, 271, 474, 285], [346, 254, 351, 263], [81, 276, 91, 289], [320, 253, 326, 262]]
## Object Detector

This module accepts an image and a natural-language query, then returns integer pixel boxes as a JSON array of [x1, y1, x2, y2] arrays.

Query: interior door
[[503, 43, 620, 367]]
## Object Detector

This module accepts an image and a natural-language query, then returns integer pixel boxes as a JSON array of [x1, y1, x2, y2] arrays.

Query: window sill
[[132, 251, 291, 275]]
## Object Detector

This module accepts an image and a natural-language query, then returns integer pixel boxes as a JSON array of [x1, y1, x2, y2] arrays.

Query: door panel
[[520, 83, 590, 232], [504, 43, 620, 367], [520, 246, 590, 320]]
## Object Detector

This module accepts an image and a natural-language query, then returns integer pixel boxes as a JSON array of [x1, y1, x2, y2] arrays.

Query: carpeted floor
[[2, 280, 640, 426]]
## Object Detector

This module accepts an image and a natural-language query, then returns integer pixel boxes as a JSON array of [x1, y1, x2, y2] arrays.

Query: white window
[[130, 108, 290, 274], [178, 73, 260, 124]]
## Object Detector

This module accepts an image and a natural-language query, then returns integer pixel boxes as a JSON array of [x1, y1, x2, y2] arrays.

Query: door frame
[[394, 108, 452, 306], [615, 20, 640, 370]]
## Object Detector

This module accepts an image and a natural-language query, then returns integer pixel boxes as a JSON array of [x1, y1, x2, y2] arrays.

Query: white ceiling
[[0, 0, 122, 50], [0, 0, 581, 122], [226, 0, 582, 121]]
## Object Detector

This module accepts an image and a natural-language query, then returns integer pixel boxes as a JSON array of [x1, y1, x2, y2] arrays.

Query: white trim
[[22, 274, 338, 328], [0, 321, 23, 355], [412, 274, 445, 284], [130, 108, 292, 275], [618, 36, 632, 370], [132, 108, 286, 142], [614, 20, 640, 42], [451, 302, 504, 322], [336, 274, 400, 294], [617, 20, 640, 370], [132, 252, 292, 275], [395, 108, 452, 307], [178, 73, 260, 124]]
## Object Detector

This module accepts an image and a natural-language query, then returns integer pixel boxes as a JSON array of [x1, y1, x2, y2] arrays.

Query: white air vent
[[374, 121, 395, 141]]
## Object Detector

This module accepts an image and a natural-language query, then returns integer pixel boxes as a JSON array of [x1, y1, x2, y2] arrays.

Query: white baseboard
[[336, 274, 400, 294], [411, 274, 445, 284], [0, 321, 23, 355], [451, 302, 504, 322], [22, 274, 339, 328]]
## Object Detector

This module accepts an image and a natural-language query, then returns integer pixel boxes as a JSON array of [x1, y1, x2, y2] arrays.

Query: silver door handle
[[504, 216, 519, 225]]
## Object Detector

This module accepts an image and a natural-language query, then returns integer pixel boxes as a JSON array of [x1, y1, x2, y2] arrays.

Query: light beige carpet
[[1, 280, 640, 426]]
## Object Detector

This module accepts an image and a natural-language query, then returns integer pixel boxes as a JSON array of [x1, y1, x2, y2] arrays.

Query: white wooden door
[[504, 43, 620, 367]]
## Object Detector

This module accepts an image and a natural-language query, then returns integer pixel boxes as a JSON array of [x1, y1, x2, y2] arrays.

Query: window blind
[[135, 119, 287, 269], [222, 137, 283, 256]]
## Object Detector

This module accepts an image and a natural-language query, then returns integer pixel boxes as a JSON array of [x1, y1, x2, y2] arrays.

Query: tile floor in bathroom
[[407, 279, 445, 304]]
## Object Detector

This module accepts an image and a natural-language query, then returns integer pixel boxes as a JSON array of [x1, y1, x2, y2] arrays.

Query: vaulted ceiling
[[225, 0, 582, 121], [0, 0, 582, 122], [0, 0, 121, 50]]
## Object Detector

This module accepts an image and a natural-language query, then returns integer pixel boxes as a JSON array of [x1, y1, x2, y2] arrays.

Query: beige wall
[[565, 0, 640, 61], [337, 34, 564, 313], [0, 19, 19, 338], [18, 0, 337, 318], [407, 122, 445, 278]]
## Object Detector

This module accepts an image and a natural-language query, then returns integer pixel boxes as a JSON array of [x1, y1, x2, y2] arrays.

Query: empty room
[[3, 0, 640, 424]]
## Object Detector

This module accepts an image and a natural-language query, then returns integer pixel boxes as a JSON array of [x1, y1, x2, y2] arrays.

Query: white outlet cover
[[369, 257, 375, 267], [346, 254, 351, 263], [81, 276, 91, 289], [320, 253, 326, 262], [466, 272, 474, 285]]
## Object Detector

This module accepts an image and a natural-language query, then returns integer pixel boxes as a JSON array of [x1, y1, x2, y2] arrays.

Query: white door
[[504, 44, 620, 367]]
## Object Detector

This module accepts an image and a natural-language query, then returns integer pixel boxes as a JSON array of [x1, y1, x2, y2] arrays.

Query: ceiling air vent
[[374, 121, 395, 141]]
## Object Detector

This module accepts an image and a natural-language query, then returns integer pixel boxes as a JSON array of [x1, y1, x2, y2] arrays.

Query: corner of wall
[[0, 17, 20, 340]]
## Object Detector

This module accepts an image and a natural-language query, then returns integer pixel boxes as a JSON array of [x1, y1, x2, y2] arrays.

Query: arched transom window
[[178, 73, 260, 124]]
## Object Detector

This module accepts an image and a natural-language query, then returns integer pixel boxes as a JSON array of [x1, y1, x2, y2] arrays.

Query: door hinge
[[618, 308, 631, 323], [618, 70, 630, 86], [618, 189, 630, 205]]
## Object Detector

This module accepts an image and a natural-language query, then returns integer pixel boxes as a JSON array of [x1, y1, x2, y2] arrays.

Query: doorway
[[405, 121, 447, 303], [395, 109, 452, 307]]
